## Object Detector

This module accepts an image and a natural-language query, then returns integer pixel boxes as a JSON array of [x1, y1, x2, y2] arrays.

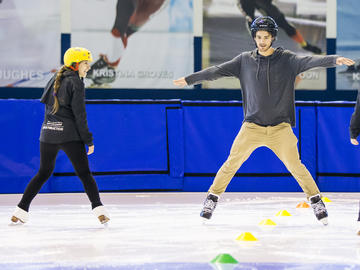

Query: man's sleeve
[[185, 54, 242, 86], [350, 90, 360, 139], [290, 53, 338, 75]]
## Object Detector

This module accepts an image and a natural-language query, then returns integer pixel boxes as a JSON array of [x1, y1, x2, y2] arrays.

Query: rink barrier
[[0, 100, 358, 193]]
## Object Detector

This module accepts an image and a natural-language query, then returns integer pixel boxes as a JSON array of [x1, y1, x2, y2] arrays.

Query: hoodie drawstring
[[254, 49, 272, 95]]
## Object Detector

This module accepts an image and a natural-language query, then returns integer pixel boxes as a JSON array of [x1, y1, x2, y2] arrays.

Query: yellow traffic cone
[[275, 210, 291, 216], [236, 232, 258, 241], [259, 219, 277, 226]]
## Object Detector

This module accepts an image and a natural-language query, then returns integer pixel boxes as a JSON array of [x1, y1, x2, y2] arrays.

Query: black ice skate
[[86, 55, 117, 87], [302, 41, 322, 54], [310, 194, 328, 225], [200, 193, 219, 220]]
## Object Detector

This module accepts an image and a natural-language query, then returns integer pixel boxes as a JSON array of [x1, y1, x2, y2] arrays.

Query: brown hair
[[51, 65, 71, 114]]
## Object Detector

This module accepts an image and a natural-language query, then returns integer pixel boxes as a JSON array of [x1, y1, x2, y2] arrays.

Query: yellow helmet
[[63, 47, 93, 68]]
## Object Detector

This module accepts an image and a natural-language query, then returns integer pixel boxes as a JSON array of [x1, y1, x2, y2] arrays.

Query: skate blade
[[9, 222, 24, 226], [201, 216, 212, 225], [102, 222, 110, 228], [320, 217, 328, 226], [201, 219, 209, 226]]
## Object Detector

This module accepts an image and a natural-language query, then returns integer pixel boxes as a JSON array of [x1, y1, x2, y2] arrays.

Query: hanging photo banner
[[0, 0, 193, 89], [71, 0, 194, 89], [202, 0, 326, 90], [336, 0, 360, 90], [0, 0, 60, 88]]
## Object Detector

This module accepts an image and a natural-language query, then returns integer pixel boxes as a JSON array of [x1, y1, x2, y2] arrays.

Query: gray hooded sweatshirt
[[185, 47, 338, 127]]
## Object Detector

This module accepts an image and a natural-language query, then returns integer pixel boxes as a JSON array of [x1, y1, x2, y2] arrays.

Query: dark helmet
[[250, 16, 278, 38]]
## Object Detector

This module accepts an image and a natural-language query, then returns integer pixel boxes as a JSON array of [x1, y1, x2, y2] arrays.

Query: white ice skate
[[10, 206, 29, 224], [92, 206, 110, 225]]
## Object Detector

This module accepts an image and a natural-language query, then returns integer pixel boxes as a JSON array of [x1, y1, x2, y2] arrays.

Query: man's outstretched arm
[[292, 53, 355, 75], [173, 54, 242, 87]]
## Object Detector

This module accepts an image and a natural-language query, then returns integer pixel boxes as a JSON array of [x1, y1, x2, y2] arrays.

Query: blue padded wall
[[317, 104, 360, 173], [0, 100, 358, 193], [166, 107, 185, 178], [317, 103, 360, 191], [0, 100, 51, 193], [297, 104, 317, 178], [182, 101, 294, 174], [54, 103, 171, 173], [181, 102, 317, 193]]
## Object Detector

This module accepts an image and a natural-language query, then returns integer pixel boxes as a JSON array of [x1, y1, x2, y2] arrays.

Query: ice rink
[[0, 192, 359, 269]]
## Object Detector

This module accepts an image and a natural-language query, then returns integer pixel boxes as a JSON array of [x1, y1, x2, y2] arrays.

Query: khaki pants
[[209, 122, 320, 198]]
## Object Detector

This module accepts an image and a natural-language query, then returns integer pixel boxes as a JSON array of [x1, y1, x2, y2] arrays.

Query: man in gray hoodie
[[173, 16, 354, 225]]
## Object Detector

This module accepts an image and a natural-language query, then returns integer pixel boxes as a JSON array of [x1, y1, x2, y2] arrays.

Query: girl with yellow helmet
[[10, 47, 110, 225]]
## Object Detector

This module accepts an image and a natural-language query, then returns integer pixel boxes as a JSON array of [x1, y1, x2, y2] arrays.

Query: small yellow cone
[[275, 210, 291, 216], [296, 201, 310, 208], [259, 219, 277, 226], [236, 232, 258, 241], [322, 197, 332, 203]]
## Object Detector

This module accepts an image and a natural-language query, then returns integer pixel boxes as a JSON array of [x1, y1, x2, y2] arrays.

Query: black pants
[[238, 0, 297, 37], [18, 141, 102, 212]]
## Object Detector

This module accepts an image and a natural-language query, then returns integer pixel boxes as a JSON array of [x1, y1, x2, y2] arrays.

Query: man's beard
[[258, 44, 270, 52]]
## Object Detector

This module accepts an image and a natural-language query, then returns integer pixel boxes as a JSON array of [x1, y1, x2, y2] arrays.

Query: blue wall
[[0, 100, 358, 194]]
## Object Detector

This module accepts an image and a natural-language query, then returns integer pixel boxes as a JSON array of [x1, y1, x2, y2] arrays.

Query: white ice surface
[[0, 192, 359, 268]]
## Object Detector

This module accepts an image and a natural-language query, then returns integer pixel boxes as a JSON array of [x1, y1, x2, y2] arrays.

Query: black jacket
[[185, 47, 338, 127], [39, 70, 93, 146], [350, 90, 360, 139]]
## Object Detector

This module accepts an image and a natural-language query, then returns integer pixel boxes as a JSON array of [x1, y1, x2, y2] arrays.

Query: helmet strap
[[69, 62, 79, 71]]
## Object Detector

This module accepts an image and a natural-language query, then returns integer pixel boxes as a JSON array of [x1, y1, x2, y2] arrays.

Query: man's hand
[[336, 57, 355, 66], [87, 145, 94, 155], [173, 77, 187, 87], [351, 138, 359, 145]]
